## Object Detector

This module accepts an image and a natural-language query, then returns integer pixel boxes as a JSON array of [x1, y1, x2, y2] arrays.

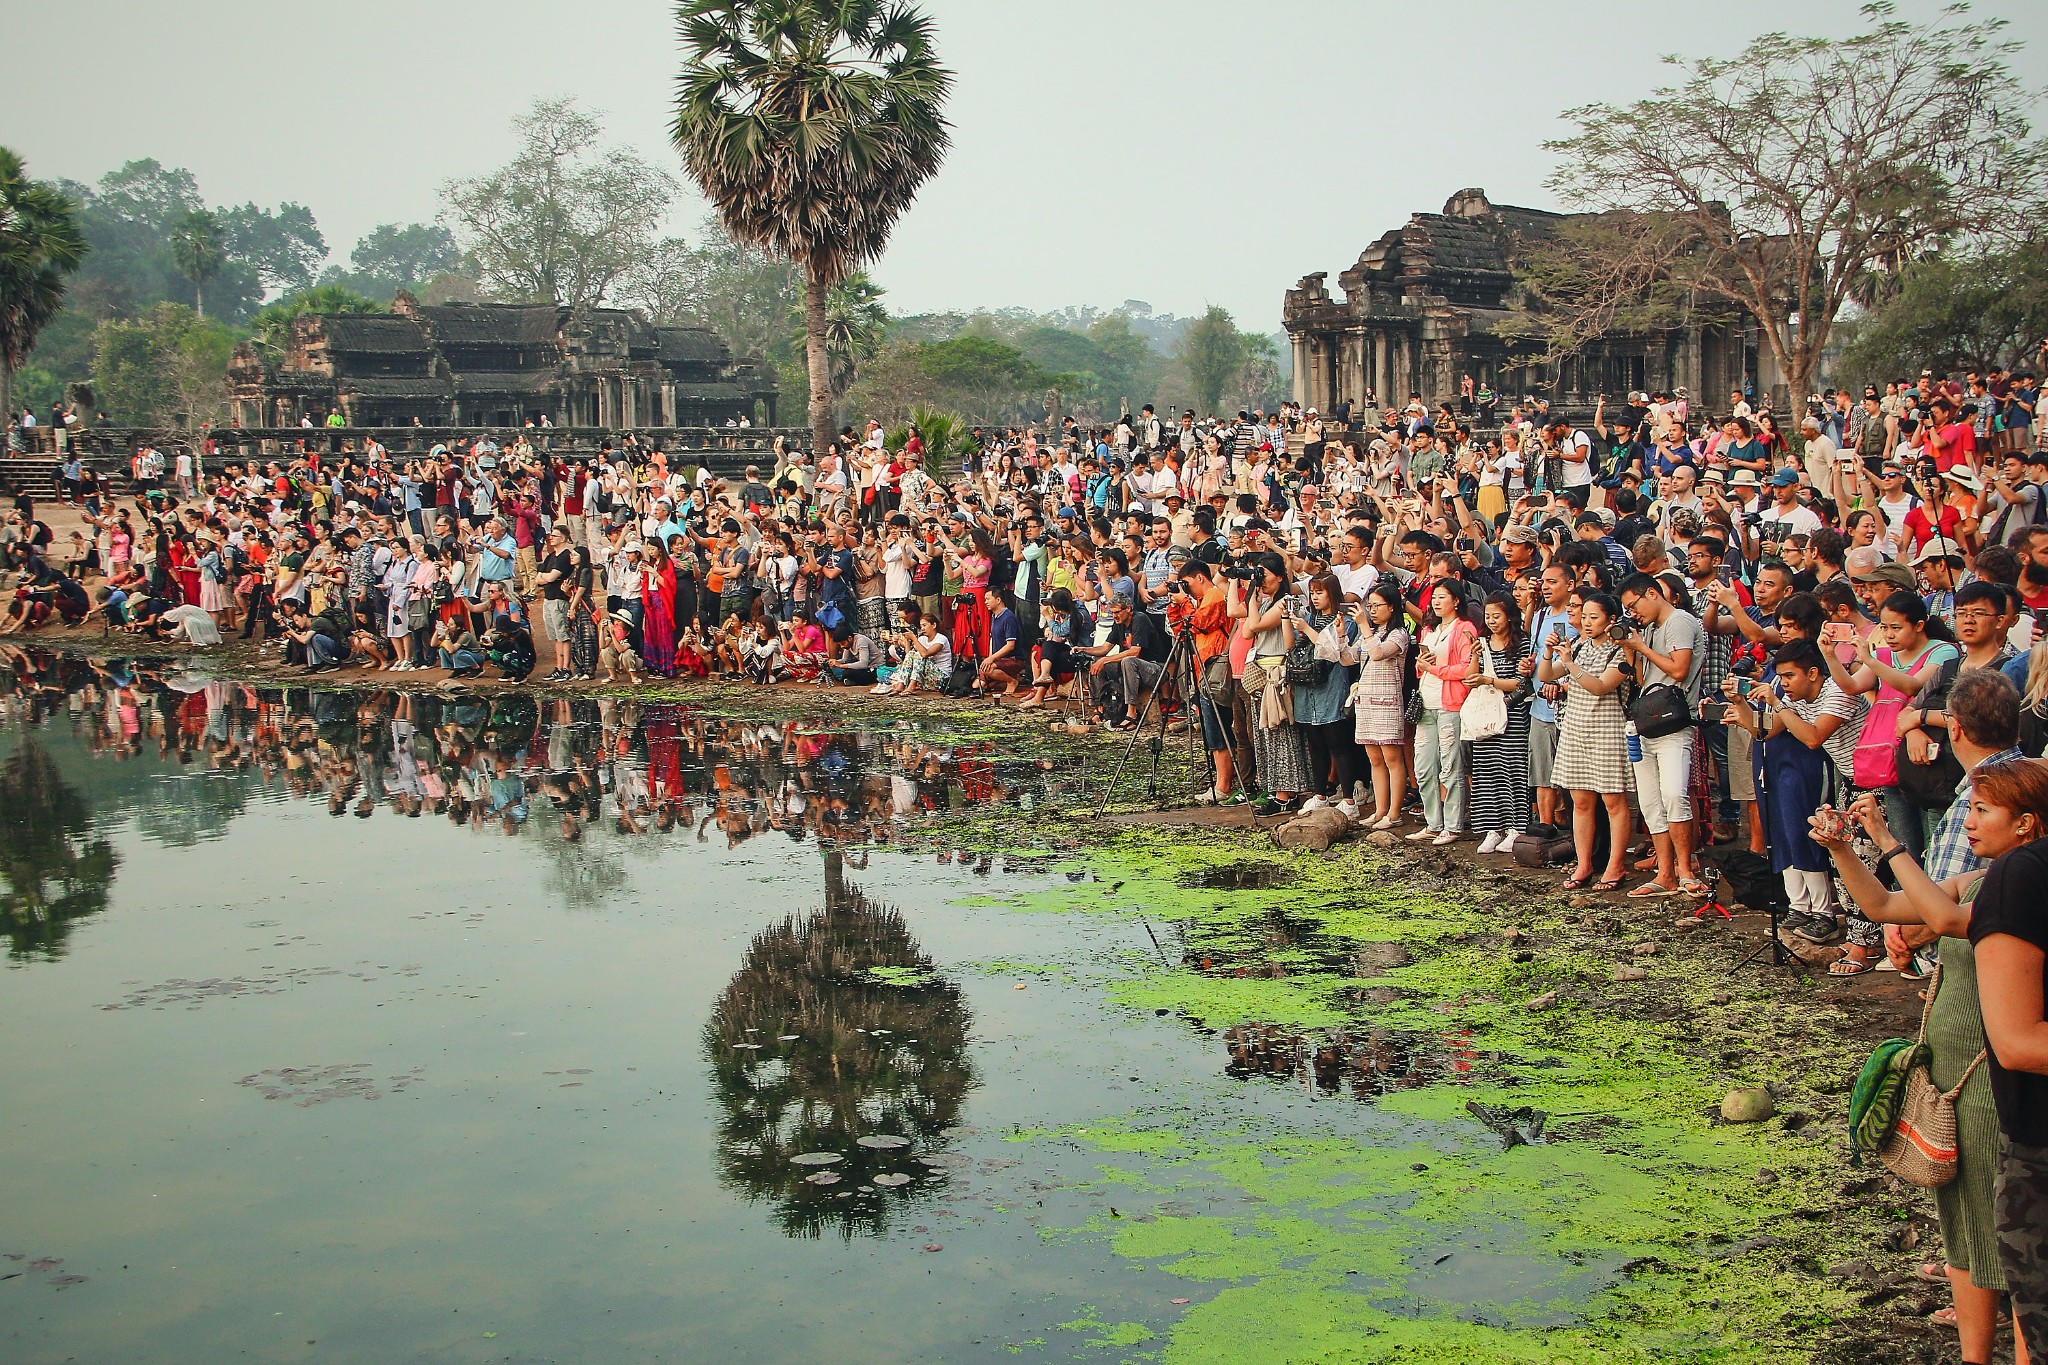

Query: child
[[599, 612, 646, 685]]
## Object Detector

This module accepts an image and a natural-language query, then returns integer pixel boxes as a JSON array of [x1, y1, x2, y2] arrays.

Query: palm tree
[[801, 269, 888, 405], [168, 209, 227, 318], [0, 147, 88, 438], [671, 0, 952, 458]]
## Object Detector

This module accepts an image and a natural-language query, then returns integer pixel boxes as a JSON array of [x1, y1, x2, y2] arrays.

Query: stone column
[[1291, 335, 1310, 407], [663, 381, 677, 430]]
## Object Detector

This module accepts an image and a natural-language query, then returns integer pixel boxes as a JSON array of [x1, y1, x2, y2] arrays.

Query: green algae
[[960, 821, 1897, 1363]]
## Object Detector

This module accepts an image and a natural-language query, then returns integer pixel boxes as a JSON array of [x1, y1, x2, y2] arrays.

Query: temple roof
[[656, 327, 730, 364], [418, 303, 563, 346], [319, 315, 432, 353]]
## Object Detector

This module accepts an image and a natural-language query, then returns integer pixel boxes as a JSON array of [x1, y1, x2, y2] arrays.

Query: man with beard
[[2018, 524, 2048, 615]]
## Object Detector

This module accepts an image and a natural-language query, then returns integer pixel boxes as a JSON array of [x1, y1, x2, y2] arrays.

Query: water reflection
[[0, 740, 120, 962], [0, 647, 1046, 916], [705, 851, 975, 1241]]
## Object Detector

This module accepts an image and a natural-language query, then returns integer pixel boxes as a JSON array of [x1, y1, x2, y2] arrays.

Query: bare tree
[[1535, 4, 2045, 406], [442, 98, 679, 309]]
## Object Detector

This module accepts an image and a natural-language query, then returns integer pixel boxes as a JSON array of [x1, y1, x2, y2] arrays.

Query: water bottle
[[1625, 720, 1642, 765]]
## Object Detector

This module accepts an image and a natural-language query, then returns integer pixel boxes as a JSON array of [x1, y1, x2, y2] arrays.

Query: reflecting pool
[[0, 651, 1635, 1365]]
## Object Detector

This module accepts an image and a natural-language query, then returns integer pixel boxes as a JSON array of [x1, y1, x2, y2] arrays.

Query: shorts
[[1198, 692, 1234, 752], [541, 597, 570, 642], [1727, 726, 1757, 804]]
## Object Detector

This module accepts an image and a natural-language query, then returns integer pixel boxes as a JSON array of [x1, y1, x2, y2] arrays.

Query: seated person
[[827, 629, 881, 686]]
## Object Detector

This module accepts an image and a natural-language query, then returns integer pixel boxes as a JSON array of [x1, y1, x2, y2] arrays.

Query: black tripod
[[1728, 702, 1795, 971], [1094, 618, 1205, 820]]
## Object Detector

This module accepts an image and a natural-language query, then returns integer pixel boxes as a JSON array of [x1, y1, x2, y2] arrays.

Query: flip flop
[[1627, 882, 1676, 898], [1829, 955, 1877, 976], [1591, 878, 1626, 893], [1678, 879, 1712, 898], [1561, 875, 1593, 891]]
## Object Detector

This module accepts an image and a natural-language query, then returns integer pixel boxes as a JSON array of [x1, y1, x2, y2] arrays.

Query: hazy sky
[[14, 0, 2045, 332]]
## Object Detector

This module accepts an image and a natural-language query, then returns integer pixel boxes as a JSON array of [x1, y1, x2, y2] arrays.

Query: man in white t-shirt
[[1758, 467, 1824, 541], [1333, 524, 1380, 602], [1547, 420, 1594, 491]]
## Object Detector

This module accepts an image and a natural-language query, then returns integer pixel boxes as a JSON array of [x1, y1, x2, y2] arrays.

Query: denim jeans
[[1881, 788, 1931, 865], [1415, 706, 1466, 833], [439, 646, 482, 672]]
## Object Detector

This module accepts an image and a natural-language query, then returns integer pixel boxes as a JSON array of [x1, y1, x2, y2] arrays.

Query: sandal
[[1913, 1263, 1948, 1284], [1628, 882, 1676, 898], [1927, 1305, 1958, 1328], [1562, 874, 1594, 892], [1828, 953, 1877, 976], [1678, 879, 1711, 898], [1591, 878, 1626, 893]]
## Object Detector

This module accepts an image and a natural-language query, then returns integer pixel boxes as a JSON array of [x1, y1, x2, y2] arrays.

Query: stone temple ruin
[[228, 291, 777, 429], [1283, 188, 1773, 416]]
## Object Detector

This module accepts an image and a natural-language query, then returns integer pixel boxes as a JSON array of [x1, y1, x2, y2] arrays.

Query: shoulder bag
[[1200, 619, 1240, 705], [1877, 963, 1987, 1189]]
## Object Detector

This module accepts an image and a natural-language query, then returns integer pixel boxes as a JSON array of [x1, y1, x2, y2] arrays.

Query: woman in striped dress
[[1466, 592, 1532, 854], [1537, 590, 1633, 891]]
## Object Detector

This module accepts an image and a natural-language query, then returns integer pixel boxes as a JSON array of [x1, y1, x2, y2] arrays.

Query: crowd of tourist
[[9, 366, 2048, 1356]]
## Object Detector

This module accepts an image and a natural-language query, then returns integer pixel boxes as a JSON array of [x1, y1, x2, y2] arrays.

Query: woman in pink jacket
[[1409, 580, 1478, 845]]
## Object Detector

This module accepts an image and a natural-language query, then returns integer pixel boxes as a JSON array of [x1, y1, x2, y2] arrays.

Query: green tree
[[1178, 305, 1245, 416], [672, 0, 954, 458], [0, 147, 89, 433], [1086, 312, 1159, 409], [167, 208, 228, 317], [251, 283, 384, 353], [442, 97, 680, 307], [218, 201, 327, 296], [90, 302, 234, 425], [1539, 3, 2045, 407], [322, 221, 461, 299], [1837, 241, 2048, 385]]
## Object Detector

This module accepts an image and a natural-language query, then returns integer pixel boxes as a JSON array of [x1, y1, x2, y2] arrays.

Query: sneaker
[[869, 683, 892, 695], [1406, 827, 1437, 842], [1789, 913, 1841, 944], [1352, 781, 1370, 805], [1253, 798, 1287, 817], [1219, 791, 1248, 806], [1192, 787, 1219, 807], [1476, 831, 1502, 854], [1432, 831, 1460, 846], [1299, 795, 1330, 813], [1335, 799, 1359, 820]]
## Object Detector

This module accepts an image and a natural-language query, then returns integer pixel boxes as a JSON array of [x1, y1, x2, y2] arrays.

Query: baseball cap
[[1769, 467, 1801, 487], [1852, 561, 1917, 589]]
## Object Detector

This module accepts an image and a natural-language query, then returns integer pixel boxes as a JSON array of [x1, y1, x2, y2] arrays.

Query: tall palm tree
[[0, 147, 88, 436], [169, 209, 227, 318], [671, 0, 952, 458], [802, 269, 888, 403]]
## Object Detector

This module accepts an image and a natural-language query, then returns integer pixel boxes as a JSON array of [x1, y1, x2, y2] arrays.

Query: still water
[[0, 655, 1250, 1364]]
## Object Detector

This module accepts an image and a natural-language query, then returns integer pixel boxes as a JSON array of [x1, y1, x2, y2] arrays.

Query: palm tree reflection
[[704, 850, 975, 1240]]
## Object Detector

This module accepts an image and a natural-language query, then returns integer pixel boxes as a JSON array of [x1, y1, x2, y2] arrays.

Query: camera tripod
[[1094, 618, 1206, 820]]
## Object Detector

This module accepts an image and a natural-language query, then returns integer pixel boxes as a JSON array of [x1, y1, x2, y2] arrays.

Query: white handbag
[[1460, 645, 1509, 740]]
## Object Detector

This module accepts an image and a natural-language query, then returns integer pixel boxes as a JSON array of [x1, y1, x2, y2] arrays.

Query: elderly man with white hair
[[1802, 413, 1844, 506]]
